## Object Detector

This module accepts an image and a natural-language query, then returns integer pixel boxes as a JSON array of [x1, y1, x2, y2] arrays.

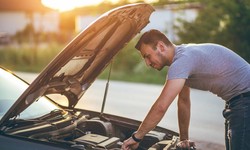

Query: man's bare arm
[[134, 79, 186, 139], [178, 85, 191, 141]]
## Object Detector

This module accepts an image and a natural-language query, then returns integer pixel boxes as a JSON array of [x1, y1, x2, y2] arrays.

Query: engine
[[4, 111, 179, 150]]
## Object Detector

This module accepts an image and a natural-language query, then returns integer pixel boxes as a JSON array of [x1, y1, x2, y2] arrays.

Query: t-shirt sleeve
[[167, 54, 194, 80]]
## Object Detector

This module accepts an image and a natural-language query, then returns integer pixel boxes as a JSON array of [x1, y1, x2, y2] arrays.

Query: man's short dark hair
[[135, 29, 172, 51]]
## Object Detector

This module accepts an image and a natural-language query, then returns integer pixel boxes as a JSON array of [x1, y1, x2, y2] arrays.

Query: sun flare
[[42, 0, 104, 12], [42, 0, 158, 12]]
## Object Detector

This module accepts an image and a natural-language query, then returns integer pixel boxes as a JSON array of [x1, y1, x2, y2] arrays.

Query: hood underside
[[0, 3, 154, 125]]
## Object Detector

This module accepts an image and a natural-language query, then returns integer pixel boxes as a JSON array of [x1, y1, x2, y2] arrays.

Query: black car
[[0, 3, 178, 150]]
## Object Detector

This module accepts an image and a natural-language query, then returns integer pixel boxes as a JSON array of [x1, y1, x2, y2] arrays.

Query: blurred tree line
[[175, 0, 250, 62]]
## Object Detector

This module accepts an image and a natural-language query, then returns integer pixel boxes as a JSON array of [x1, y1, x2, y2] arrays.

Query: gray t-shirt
[[167, 43, 250, 101]]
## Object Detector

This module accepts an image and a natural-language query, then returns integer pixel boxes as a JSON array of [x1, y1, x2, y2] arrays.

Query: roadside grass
[[0, 43, 63, 72], [0, 42, 167, 85], [99, 67, 167, 85]]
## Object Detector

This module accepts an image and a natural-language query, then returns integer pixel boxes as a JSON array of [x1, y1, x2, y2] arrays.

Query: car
[[0, 3, 179, 150]]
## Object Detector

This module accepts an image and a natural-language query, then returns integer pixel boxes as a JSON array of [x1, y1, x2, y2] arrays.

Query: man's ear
[[158, 41, 166, 52]]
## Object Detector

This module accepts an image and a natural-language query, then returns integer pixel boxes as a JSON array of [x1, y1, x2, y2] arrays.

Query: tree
[[176, 0, 250, 62]]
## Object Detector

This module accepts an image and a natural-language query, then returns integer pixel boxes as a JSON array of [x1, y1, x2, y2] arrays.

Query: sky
[[41, 0, 157, 12]]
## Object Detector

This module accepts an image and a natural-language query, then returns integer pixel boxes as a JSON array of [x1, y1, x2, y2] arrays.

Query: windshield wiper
[[38, 109, 65, 121], [1, 109, 65, 131], [3, 118, 43, 130]]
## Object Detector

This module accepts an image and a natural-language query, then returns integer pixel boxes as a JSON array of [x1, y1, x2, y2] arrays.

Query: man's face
[[140, 43, 166, 71]]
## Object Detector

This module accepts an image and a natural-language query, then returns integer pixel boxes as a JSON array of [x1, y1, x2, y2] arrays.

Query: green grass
[[0, 43, 63, 72], [99, 67, 167, 85]]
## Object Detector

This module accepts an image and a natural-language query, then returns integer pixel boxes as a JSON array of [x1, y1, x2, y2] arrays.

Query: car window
[[0, 68, 59, 119], [20, 96, 59, 119]]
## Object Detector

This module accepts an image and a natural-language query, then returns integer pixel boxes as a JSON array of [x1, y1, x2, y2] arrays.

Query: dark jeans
[[223, 96, 250, 150]]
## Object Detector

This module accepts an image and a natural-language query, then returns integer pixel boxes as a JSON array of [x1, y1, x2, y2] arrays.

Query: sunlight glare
[[42, 0, 158, 12], [129, 0, 158, 3], [42, 0, 103, 12]]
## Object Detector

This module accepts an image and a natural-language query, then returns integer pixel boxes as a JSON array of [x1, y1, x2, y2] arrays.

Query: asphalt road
[[16, 72, 226, 149]]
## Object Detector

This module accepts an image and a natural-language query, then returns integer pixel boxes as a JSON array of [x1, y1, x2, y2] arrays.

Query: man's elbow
[[154, 102, 169, 115]]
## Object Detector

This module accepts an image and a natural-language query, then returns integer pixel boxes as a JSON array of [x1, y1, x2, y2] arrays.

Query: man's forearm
[[135, 79, 186, 140], [136, 100, 168, 138], [178, 86, 191, 141], [178, 100, 190, 140]]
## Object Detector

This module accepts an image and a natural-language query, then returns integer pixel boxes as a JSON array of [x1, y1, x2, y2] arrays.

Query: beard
[[155, 51, 166, 70], [156, 65, 164, 71]]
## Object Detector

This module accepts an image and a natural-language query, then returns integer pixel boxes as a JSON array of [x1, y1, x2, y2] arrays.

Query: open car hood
[[0, 3, 154, 125]]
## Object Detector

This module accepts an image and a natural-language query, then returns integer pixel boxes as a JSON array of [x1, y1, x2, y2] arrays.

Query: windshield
[[0, 68, 59, 119]]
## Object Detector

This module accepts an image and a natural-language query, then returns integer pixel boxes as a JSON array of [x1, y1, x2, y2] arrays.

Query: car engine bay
[[2, 109, 179, 150]]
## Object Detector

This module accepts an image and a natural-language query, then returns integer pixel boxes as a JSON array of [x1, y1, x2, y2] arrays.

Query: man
[[121, 29, 250, 150]]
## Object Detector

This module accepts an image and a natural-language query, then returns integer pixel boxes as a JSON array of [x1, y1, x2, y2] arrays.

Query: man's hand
[[121, 137, 140, 150], [176, 140, 196, 150]]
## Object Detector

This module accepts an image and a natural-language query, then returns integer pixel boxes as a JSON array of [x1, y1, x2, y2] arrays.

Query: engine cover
[[74, 133, 121, 149]]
